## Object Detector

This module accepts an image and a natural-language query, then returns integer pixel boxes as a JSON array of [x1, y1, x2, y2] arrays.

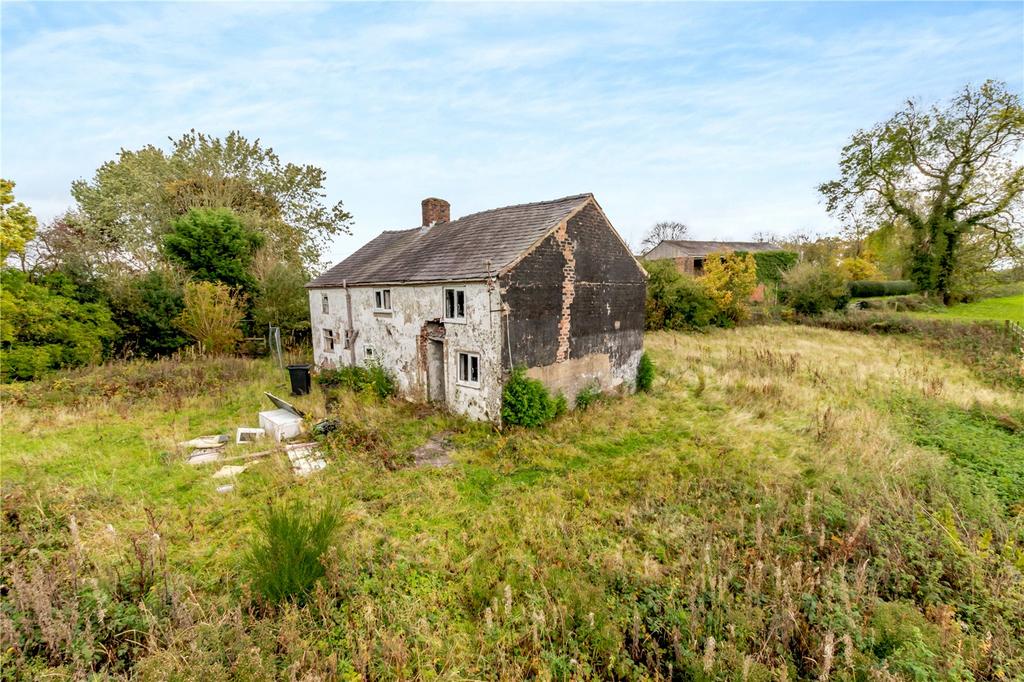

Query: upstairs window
[[444, 287, 466, 321], [321, 293, 330, 314], [323, 329, 335, 352], [457, 352, 480, 387], [373, 289, 392, 312]]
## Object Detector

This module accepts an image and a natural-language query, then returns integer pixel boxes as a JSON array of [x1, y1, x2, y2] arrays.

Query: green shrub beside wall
[[849, 280, 917, 298], [501, 368, 565, 427], [316, 361, 397, 400]]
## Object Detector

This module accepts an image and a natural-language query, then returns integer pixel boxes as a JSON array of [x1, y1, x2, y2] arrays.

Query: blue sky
[[2, 1, 1022, 264]]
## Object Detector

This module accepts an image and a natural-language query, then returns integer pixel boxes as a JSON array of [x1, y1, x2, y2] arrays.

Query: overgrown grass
[[800, 311, 1024, 391], [906, 293, 1024, 323], [244, 501, 340, 606], [3, 327, 1022, 679]]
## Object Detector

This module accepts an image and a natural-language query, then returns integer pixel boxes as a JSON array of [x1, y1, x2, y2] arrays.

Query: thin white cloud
[[2, 2, 1021, 264]]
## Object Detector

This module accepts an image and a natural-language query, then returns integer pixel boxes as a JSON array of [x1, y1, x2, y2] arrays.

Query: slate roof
[[307, 194, 594, 287], [646, 240, 782, 258]]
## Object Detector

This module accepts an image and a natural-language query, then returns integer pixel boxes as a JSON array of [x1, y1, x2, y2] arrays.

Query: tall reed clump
[[244, 502, 340, 606], [636, 352, 655, 392]]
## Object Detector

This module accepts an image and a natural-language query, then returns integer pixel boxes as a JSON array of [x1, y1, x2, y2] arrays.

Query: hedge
[[849, 280, 917, 298], [736, 250, 798, 284]]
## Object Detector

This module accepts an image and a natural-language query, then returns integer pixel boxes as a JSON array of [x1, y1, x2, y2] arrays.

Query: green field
[[908, 293, 1024, 323], [3, 326, 1023, 680]]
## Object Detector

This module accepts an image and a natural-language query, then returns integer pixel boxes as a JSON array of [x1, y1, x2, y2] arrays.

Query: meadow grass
[[2, 327, 1022, 680], [906, 293, 1023, 323]]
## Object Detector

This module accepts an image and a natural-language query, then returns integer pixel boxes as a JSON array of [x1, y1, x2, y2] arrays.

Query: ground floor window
[[364, 346, 375, 360], [457, 352, 480, 387], [323, 329, 335, 352]]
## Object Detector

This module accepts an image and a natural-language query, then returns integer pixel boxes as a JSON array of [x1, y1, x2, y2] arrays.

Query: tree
[[643, 259, 716, 330], [819, 81, 1024, 304], [175, 281, 245, 355], [162, 208, 263, 293], [107, 269, 188, 358], [1, 179, 38, 263], [700, 251, 758, 324], [71, 130, 353, 270], [251, 251, 311, 340], [640, 221, 689, 253], [838, 256, 880, 281], [781, 263, 850, 315], [0, 270, 118, 380]]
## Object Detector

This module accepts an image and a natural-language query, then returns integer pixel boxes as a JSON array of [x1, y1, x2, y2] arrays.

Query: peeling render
[[309, 282, 503, 421]]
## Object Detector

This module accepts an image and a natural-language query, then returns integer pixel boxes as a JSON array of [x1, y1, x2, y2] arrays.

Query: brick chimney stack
[[422, 197, 450, 226]]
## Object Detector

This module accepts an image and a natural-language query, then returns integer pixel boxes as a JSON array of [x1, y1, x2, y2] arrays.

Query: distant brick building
[[306, 194, 647, 422], [644, 239, 782, 276]]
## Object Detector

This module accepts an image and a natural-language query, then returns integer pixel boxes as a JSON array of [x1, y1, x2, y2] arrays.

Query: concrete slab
[[411, 432, 455, 468], [179, 435, 229, 449], [187, 449, 223, 465], [212, 465, 248, 479], [215, 484, 234, 494]]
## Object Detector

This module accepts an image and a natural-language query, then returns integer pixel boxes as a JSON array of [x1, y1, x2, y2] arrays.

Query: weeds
[[636, 352, 655, 392], [243, 501, 340, 606], [574, 383, 602, 410], [316, 360, 397, 400]]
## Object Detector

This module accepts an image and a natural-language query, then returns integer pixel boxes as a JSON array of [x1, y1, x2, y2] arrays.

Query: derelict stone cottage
[[306, 193, 647, 421]]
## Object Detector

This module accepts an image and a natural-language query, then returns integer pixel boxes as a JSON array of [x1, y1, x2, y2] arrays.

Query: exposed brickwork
[[421, 197, 450, 226], [500, 201, 646, 374], [553, 220, 576, 362]]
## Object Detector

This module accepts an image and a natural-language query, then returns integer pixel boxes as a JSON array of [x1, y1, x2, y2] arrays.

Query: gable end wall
[[499, 202, 646, 401]]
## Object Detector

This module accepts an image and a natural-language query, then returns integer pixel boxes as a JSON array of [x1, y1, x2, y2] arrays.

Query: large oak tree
[[819, 80, 1024, 303]]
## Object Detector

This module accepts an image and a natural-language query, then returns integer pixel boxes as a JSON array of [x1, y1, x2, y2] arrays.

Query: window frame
[[373, 288, 392, 313], [456, 351, 481, 388], [443, 287, 467, 323], [321, 293, 330, 314], [363, 345, 375, 360], [322, 328, 335, 353]]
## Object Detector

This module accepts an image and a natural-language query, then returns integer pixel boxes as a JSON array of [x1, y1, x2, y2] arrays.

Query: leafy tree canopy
[[163, 207, 264, 292], [1, 179, 38, 261], [819, 80, 1024, 303], [701, 251, 758, 323], [71, 130, 352, 270], [0, 270, 118, 380]]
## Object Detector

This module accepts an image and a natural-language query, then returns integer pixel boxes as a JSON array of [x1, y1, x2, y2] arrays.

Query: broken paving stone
[[285, 442, 327, 477], [212, 465, 248, 479], [187, 449, 223, 465], [215, 484, 234, 494], [411, 433, 455, 468], [178, 434, 229, 449]]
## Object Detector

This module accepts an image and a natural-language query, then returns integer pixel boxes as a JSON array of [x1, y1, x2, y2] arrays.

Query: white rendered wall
[[308, 282, 503, 421]]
